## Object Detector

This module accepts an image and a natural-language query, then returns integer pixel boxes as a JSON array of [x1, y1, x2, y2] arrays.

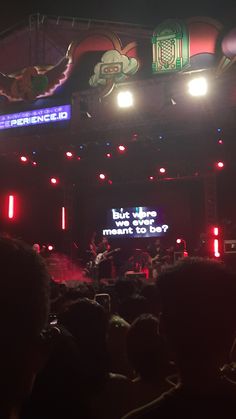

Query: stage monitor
[[103, 206, 169, 238]]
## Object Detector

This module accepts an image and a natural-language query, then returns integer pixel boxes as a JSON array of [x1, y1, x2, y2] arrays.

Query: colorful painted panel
[[152, 20, 190, 73]]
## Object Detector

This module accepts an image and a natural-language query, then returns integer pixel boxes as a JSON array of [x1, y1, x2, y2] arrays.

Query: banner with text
[[103, 206, 169, 238]]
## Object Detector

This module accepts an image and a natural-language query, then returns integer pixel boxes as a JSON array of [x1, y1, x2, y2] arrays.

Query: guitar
[[149, 253, 170, 268], [95, 248, 121, 266]]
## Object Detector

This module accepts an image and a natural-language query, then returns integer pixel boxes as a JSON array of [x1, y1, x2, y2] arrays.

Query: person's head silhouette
[[0, 237, 49, 418]]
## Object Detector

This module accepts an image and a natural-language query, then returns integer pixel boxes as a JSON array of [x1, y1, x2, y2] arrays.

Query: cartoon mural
[[0, 18, 235, 103], [217, 28, 236, 74], [152, 17, 223, 74], [89, 49, 139, 94], [152, 20, 189, 73], [0, 45, 73, 101], [0, 30, 139, 101]]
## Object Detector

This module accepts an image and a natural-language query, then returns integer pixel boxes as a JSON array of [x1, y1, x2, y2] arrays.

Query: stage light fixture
[[8, 195, 15, 219], [214, 239, 220, 258], [106, 153, 111, 158], [48, 245, 54, 251], [32, 161, 37, 166], [20, 156, 28, 162], [217, 161, 224, 168], [213, 227, 219, 236], [99, 173, 106, 180], [50, 177, 58, 185], [218, 139, 223, 144], [118, 145, 126, 152], [159, 167, 166, 174], [117, 91, 133, 108], [176, 238, 181, 244], [66, 151, 73, 158], [188, 77, 208, 97], [62, 207, 66, 230], [149, 176, 154, 181]]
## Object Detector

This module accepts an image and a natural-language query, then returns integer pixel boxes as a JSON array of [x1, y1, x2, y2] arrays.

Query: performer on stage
[[147, 238, 166, 280], [95, 237, 113, 281], [84, 232, 98, 279]]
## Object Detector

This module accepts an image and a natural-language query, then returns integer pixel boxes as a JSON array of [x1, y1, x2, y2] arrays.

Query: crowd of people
[[1, 235, 236, 419]]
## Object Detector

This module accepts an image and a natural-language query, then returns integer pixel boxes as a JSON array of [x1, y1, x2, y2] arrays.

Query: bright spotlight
[[188, 77, 208, 97], [99, 173, 106, 180], [118, 145, 126, 152], [117, 91, 133, 108], [66, 151, 73, 158], [217, 161, 224, 169], [48, 245, 54, 251], [50, 177, 58, 185], [20, 156, 28, 162], [176, 238, 182, 244], [159, 167, 166, 174]]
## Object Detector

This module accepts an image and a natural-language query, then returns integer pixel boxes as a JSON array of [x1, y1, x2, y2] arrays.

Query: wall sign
[[0, 104, 71, 130]]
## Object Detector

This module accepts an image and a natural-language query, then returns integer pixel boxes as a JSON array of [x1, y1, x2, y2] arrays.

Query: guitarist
[[147, 238, 166, 280], [96, 237, 113, 280]]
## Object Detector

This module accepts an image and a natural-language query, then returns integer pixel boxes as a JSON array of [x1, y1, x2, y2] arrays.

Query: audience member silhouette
[[0, 236, 49, 419], [123, 257, 236, 418], [126, 314, 173, 409], [24, 298, 132, 419]]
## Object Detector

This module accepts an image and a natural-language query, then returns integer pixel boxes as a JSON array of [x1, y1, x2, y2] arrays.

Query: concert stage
[[0, 14, 235, 270]]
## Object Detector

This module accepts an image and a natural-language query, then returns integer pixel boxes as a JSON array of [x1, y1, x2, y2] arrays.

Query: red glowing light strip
[[8, 195, 14, 219], [62, 206, 66, 230], [213, 227, 219, 236], [214, 239, 220, 258]]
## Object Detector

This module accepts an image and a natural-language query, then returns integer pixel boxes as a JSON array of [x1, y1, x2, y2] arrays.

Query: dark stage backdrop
[[0, 171, 205, 259], [75, 177, 205, 260]]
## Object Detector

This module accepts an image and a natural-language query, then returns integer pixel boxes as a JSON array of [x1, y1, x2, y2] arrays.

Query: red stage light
[[218, 139, 223, 144], [8, 195, 14, 219], [149, 176, 154, 181], [176, 238, 181, 244], [32, 161, 37, 166], [108, 179, 113, 185], [66, 151, 73, 158], [213, 227, 219, 236], [106, 153, 111, 158], [214, 239, 220, 258], [77, 156, 81, 161], [48, 245, 54, 251], [20, 156, 28, 162], [118, 145, 126, 152], [99, 173, 106, 180], [50, 177, 58, 185], [62, 206, 66, 230], [159, 167, 166, 174], [217, 161, 224, 168]]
